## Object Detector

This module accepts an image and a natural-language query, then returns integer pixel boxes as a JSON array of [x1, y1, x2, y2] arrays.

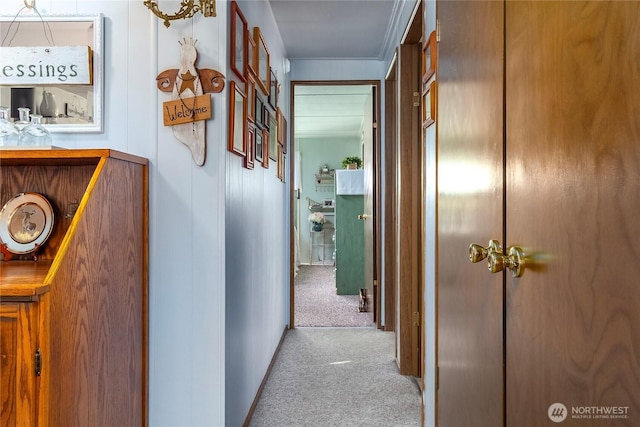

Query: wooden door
[[436, 1, 505, 425], [505, 2, 640, 425], [362, 88, 375, 317], [396, 42, 422, 377], [0, 302, 40, 427]]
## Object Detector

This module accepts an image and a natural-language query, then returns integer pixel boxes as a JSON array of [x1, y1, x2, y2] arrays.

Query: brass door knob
[[468, 239, 502, 263], [488, 246, 525, 277], [358, 214, 370, 220]]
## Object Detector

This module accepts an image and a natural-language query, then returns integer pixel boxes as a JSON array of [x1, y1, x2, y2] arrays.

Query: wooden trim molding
[[243, 326, 288, 427]]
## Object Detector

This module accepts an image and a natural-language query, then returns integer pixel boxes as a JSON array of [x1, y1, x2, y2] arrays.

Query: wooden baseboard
[[242, 326, 289, 427]]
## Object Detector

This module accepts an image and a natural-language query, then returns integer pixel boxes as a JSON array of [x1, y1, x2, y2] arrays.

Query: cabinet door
[[436, 1, 505, 425], [1, 303, 40, 427], [506, 2, 640, 425]]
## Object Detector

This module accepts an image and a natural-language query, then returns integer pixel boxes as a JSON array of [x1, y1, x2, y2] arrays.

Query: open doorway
[[289, 81, 380, 328]]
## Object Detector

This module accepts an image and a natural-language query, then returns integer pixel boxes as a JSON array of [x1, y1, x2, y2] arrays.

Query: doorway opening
[[289, 81, 380, 329]]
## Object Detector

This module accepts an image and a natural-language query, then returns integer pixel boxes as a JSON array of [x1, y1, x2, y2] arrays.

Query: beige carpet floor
[[294, 265, 374, 327], [248, 327, 422, 427]]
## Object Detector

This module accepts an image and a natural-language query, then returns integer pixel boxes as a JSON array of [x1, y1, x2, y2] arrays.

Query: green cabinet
[[334, 195, 364, 295]]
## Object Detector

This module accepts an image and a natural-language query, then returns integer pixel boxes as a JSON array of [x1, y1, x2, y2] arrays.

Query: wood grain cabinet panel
[[0, 149, 148, 427]]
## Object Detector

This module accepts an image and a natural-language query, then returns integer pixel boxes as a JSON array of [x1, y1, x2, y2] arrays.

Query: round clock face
[[0, 192, 54, 254]]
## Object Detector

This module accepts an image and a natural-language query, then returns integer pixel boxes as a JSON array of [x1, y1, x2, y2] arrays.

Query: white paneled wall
[[225, 1, 290, 426], [0, 1, 227, 425]]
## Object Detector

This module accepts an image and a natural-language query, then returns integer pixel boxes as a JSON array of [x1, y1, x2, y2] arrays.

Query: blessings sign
[[0, 46, 93, 85]]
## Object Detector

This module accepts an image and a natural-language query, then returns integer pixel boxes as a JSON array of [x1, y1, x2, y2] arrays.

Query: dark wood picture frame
[[245, 119, 255, 169], [276, 143, 284, 181], [229, 80, 247, 156], [422, 30, 437, 84], [268, 68, 278, 109], [230, 1, 247, 82], [261, 128, 270, 168], [269, 113, 278, 161], [253, 26, 270, 96], [255, 123, 264, 162], [255, 94, 265, 129], [422, 80, 436, 128]]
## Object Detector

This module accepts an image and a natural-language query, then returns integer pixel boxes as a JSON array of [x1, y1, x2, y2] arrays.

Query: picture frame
[[246, 73, 256, 121], [230, 1, 247, 82], [279, 113, 287, 154], [276, 144, 284, 181], [422, 80, 436, 128], [228, 81, 247, 156], [253, 26, 270, 96], [281, 152, 287, 183], [269, 113, 278, 161], [262, 128, 270, 168], [245, 119, 255, 169], [268, 68, 278, 109], [247, 32, 256, 77], [422, 30, 437, 84], [255, 123, 264, 163], [264, 107, 271, 131], [255, 94, 265, 129]]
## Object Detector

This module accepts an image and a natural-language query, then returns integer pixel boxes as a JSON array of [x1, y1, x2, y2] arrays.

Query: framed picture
[[245, 119, 255, 169], [269, 113, 278, 161], [268, 68, 278, 109], [262, 128, 270, 168], [255, 94, 265, 129], [228, 80, 247, 156], [247, 32, 256, 77], [253, 27, 270, 96], [264, 107, 271, 131], [281, 152, 287, 183], [230, 1, 247, 82], [422, 30, 437, 84], [255, 124, 263, 163], [279, 113, 287, 154], [276, 144, 284, 181], [246, 73, 256, 121], [422, 80, 436, 128]]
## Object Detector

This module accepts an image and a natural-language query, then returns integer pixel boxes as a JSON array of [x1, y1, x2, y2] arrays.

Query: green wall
[[297, 136, 360, 264]]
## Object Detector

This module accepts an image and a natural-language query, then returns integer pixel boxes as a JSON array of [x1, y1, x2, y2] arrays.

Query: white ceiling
[[294, 85, 373, 139], [269, 0, 399, 140], [269, 0, 399, 59]]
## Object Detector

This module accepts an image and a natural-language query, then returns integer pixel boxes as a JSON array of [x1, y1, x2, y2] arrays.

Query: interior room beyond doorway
[[291, 82, 375, 328]]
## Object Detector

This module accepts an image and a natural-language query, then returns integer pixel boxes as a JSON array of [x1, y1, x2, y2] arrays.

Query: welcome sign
[[0, 46, 93, 85]]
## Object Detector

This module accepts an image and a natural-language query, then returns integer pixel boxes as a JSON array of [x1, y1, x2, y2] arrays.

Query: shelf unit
[[309, 227, 334, 265], [0, 148, 148, 427]]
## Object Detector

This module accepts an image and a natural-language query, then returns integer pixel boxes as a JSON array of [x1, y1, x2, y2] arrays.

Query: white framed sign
[[0, 14, 103, 133]]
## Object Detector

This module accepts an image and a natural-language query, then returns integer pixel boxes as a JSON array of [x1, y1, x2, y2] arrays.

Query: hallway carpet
[[249, 327, 422, 427], [295, 265, 374, 327]]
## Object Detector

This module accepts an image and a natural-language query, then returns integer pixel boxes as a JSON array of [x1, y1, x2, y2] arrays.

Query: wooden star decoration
[[178, 70, 197, 94]]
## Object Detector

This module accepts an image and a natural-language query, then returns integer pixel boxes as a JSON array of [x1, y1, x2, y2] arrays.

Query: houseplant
[[308, 212, 325, 231], [341, 156, 362, 169]]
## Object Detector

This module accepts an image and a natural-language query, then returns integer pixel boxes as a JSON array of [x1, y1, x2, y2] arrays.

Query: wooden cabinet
[[334, 195, 364, 295], [0, 149, 148, 427]]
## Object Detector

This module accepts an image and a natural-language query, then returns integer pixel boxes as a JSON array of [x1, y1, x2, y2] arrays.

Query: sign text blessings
[[0, 46, 93, 85]]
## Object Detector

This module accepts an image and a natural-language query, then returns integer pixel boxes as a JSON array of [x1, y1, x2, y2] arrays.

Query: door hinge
[[436, 19, 441, 42], [372, 121, 378, 129], [373, 279, 378, 287], [35, 348, 42, 376], [412, 311, 420, 326], [436, 366, 439, 390]]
